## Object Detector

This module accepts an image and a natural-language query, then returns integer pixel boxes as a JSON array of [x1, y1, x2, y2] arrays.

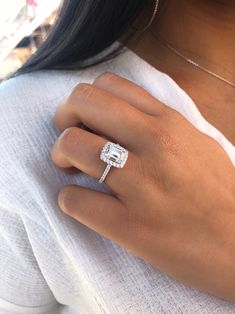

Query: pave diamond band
[[98, 142, 128, 184], [98, 164, 112, 184]]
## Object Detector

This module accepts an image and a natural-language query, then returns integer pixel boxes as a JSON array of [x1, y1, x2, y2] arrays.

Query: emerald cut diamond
[[100, 142, 128, 168]]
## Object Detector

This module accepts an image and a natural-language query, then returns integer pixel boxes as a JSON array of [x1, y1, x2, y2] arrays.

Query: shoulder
[[0, 67, 107, 117], [0, 65, 113, 150], [0, 67, 111, 207], [0, 71, 81, 173]]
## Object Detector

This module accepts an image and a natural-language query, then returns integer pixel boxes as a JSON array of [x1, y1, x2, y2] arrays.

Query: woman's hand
[[51, 72, 235, 302]]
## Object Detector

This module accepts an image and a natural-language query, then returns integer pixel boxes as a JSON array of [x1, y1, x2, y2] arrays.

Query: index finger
[[93, 72, 169, 116], [54, 83, 150, 151], [54, 72, 169, 136]]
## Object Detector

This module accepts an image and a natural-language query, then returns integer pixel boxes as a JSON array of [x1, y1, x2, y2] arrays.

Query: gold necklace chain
[[151, 31, 235, 89]]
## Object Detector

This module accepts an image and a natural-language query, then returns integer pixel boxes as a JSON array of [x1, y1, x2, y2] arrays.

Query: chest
[[179, 79, 235, 146]]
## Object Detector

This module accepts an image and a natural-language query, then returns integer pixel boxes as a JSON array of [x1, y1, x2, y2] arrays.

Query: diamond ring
[[98, 142, 128, 184]]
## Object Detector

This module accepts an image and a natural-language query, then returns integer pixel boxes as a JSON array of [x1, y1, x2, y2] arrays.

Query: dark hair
[[10, 0, 154, 78]]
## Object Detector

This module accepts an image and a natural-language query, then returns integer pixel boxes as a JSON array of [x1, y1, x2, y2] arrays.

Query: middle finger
[[54, 83, 149, 152]]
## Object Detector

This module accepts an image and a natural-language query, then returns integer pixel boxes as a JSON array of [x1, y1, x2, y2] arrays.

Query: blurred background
[[0, 0, 61, 82]]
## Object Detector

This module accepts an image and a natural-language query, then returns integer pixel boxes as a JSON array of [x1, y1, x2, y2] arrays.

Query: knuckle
[[147, 121, 179, 156], [146, 123, 163, 145], [135, 156, 150, 182], [58, 127, 80, 154], [157, 128, 174, 148]]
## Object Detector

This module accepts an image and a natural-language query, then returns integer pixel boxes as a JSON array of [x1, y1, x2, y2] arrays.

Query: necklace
[[151, 31, 235, 89]]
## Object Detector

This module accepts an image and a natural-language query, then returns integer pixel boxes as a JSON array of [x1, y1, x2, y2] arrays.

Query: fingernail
[[57, 189, 66, 211], [58, 128, 70, 141]]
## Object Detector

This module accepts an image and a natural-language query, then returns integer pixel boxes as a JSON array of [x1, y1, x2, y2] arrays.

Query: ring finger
[[50, 126, 138, 195]]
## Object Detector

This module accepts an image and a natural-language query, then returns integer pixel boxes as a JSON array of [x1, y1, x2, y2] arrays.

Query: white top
[[0, 45, 234, 314]]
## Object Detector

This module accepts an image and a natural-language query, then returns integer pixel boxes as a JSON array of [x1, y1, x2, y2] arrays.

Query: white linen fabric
[[0, 44, 234, 314]]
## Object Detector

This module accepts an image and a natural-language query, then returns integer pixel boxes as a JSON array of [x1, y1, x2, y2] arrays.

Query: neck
[[124, 0, 235, 145], [149, 0, 235, 80]]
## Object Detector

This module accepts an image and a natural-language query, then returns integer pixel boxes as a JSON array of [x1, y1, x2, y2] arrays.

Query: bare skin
[[50, 0, 235, 303], [51, 72, 235, 302], [125, 0, 235, 145]]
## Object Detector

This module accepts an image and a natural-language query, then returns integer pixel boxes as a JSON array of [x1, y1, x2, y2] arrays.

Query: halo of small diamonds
[[100, 142, 128, 169]]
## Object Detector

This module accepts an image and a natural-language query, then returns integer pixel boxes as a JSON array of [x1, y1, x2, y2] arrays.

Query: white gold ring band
[[98, 141, 128, 184]]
